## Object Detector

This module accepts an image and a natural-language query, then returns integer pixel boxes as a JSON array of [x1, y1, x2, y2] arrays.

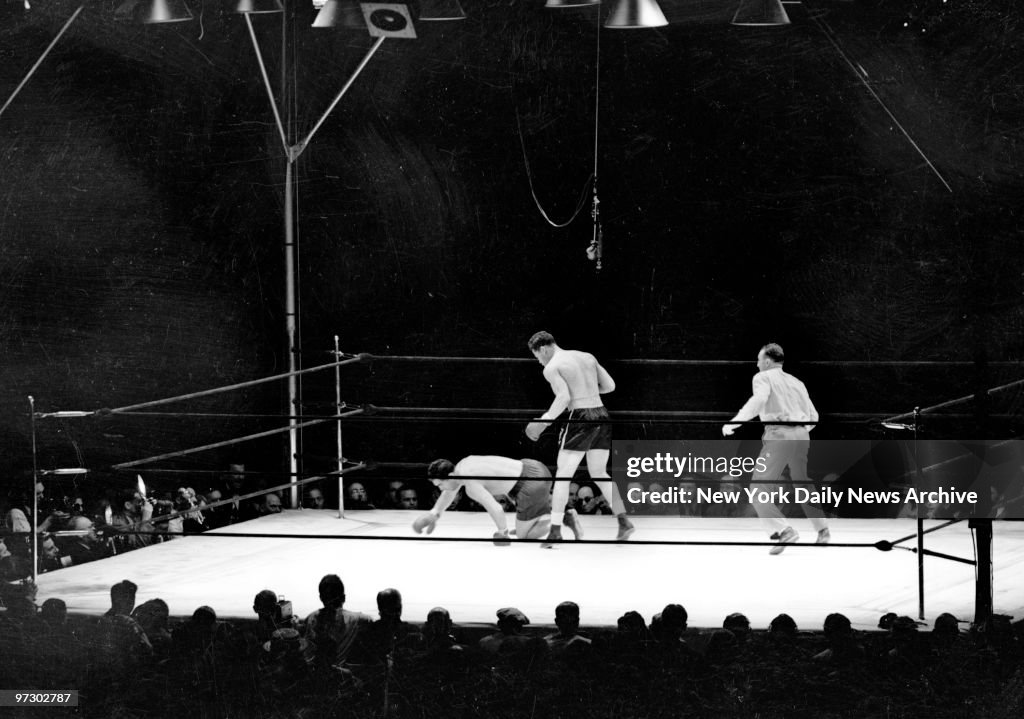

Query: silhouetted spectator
[[887, 615, 925, 668], [422, 606, 462, 654], [931, 612, 963, 649], [94, 580, 153, 677], [651, 603, 689, 645], [813, 612, 863, 665], [259, 627, 311, 697], [478, 607, 540, 655], [769, 613, 798, 638], [303, 574, 372, 680], [723, 612, 752, 643], [252, 589, 300, 648], [360, 588, 423, 662], [545, 601, 591, 654], [133, 598, 173, 658], [171, 605, 244, 689]]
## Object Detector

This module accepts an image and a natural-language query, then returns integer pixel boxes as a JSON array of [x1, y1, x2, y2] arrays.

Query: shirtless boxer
[[412, 455, 583, 544], [525, 331, 634, 547]]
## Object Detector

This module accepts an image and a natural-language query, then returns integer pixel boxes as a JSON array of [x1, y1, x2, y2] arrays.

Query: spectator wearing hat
[[479, 607, 538, 654], [887, 615, 926, 668], [813, 612, 863, 665], [544, 601, 591, 654], [931, 612, 963, 647]]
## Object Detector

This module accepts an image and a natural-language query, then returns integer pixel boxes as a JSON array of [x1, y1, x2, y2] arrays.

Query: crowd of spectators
[[3, 462, 665, 583], [1, 571, 1021, 719]]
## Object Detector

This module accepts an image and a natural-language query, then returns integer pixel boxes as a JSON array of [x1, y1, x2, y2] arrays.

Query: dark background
[[2, 0, 1024, 496]]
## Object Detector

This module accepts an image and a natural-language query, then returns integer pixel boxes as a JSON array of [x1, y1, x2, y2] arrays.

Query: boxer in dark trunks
[[525, 331, 634, 547]]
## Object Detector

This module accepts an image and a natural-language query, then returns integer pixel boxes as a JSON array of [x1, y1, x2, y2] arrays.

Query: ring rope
[[32, 355, 367, 418], [99, 406, 1017, 424], [17, 526, 897, 550], [110, 409, 364, 469], [883, 376, 1024, 423], [356, 354, 1024, 368]]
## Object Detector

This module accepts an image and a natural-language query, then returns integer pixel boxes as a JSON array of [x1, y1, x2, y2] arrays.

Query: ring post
[[972, 519, 993, 626], [29, 396, 39, 587], [335, 335, 345, 519], [914, 406, 925, 620]]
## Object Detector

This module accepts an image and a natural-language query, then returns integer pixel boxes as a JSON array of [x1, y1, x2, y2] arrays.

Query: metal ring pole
[[335, 335, 345, 519], [28, 396, 39, 586], [914, 406, 925, 620]]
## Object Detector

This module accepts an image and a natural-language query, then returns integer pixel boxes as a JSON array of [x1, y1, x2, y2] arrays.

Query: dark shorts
[[559, 407, 612, 452], [515, 459, 552, 521]]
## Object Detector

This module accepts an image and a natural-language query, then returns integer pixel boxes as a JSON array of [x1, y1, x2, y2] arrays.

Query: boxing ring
[[21, 351, 1024, 631], [30, 510, 1024, 630]]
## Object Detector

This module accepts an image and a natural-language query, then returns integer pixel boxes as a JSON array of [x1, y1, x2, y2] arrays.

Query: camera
[[273, 597, 293, 624]]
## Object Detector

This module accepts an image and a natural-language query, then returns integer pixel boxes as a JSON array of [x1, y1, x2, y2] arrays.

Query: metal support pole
[[286, 156, 299, 510], [335, 335, 345, 519], [914, 406, 925, 620], [972, 519, 993, 626], [28, 396, 39, 586]]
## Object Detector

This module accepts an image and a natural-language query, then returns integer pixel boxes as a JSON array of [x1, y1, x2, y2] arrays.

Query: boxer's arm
[[596, 363, 616, 394], [430, 488, 460, 517], [413, 487, 459, 534], [464, 481, 509, 533], [540, 369, 571, 421]]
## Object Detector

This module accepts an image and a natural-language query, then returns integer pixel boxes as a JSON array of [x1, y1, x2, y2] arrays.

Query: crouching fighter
[[412, 456, 584, 545]]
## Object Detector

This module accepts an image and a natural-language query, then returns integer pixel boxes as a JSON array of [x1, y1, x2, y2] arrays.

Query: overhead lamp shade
[[235, 0, 283, 13], [545, 0, 601, 7], [604, 0, 668, 29], [420, 0, 466, 21], [731, 0, 791, 26], [312, 0, 365, 28], [144, 0, 193, 23]]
